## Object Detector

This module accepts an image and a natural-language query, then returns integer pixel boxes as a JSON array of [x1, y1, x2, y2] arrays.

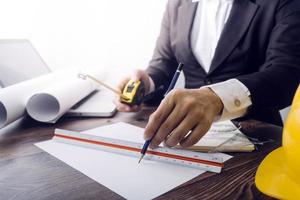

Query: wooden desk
[[0, 108, 281, 200]]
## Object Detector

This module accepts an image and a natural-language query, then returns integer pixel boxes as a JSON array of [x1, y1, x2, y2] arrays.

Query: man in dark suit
[[115, 0, 300, 148]]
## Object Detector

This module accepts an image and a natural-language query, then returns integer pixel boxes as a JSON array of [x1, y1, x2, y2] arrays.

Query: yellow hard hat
[[255, 85, 300, 199]]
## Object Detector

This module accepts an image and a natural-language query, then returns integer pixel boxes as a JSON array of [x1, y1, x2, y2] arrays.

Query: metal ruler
[[53, 129, 224, 173]]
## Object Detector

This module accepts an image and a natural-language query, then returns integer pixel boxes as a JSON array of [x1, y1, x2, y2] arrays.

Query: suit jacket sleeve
[[146, 1, 178, 90], [237, 3, 300, 110]]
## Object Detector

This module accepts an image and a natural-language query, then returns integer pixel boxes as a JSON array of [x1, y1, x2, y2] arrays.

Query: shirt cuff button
[[234, 99, 241, 107]]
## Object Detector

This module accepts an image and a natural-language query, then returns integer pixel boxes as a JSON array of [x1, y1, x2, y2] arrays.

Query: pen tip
[[138, 154, 144, 164]]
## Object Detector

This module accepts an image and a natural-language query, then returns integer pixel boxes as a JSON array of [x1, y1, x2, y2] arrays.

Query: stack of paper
[[187, 121, 255, 152]]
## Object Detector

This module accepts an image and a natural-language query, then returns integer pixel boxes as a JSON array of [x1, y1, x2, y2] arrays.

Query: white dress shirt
[[148, 0, 252, 121], [191, 0, 233, 72]]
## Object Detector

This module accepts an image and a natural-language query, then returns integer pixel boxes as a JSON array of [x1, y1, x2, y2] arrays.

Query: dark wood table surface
[[0, 108, 282, 200]]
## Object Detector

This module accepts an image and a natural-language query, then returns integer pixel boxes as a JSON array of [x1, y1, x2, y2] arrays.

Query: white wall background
[[0, 0, 168, 81], [0, 0, 291, 121]]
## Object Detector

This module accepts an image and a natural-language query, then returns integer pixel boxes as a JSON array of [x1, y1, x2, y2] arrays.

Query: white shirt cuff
[[148, 77, 156, 94], [203, 79, 252, 121]]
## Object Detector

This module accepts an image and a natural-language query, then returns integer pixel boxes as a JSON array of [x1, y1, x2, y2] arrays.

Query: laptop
[[0, 39, 50, 87], [0, 39, 117, 117]]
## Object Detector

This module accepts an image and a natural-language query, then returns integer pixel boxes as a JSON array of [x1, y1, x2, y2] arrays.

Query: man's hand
[[114, 69, 151, 112], [144, 88, 223, 148]]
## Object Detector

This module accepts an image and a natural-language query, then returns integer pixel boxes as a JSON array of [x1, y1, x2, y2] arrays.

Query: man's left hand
[[144, 88, 224, 148]]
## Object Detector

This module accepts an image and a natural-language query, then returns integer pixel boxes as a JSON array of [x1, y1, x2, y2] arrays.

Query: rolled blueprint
[[26, 72, 99, 123], [0, 71, 66, 128]]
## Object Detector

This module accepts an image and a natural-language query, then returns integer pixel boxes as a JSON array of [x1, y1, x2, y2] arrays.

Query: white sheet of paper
[[36, 122, 232, 200]]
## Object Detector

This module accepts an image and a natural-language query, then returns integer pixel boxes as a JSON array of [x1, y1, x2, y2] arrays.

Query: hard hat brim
[[255, 147, 300, 199]]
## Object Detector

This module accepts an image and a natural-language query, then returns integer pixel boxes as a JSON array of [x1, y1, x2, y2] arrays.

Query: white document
[[26, 72, 99, 123], [0, 71, 66, 128], [36, 122, 232, 200], [190, 121, 254, 152]]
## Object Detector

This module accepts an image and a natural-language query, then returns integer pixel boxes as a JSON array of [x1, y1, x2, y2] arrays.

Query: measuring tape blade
[[53, 129, 224, 173]]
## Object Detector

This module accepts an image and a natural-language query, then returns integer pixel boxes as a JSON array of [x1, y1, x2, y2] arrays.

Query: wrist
[[199, 87, 224, 115]]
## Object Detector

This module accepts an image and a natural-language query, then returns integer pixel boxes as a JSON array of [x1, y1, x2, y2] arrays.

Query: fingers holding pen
[[143, 88, 222, 149], [144, 97, 175, 142], [179, 122, 211, 147], [164, 114, 198, 148], [144, 89, 192, 148], [149, 104, 187, 148]]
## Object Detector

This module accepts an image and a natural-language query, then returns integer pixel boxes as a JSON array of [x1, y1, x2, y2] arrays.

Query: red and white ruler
[[53, 129, 224, 173]]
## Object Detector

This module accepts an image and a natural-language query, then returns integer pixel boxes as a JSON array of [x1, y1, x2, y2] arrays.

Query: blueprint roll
[[0, 71, 66, 128], [26, 72, 99, 123]]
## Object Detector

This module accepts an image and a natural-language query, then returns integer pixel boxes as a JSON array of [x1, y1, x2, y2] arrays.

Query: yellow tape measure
[[78, 73, 146, 106], [121, 80, 145, 106]]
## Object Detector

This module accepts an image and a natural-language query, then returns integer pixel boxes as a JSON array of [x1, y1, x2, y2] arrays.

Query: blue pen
[[138, 63, 184, 163]]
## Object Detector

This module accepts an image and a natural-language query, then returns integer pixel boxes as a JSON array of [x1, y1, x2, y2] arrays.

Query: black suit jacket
[[146, 0, 300, 126]]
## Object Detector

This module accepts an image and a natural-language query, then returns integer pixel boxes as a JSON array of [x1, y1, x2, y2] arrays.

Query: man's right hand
[[114, 69, 151, 112]]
